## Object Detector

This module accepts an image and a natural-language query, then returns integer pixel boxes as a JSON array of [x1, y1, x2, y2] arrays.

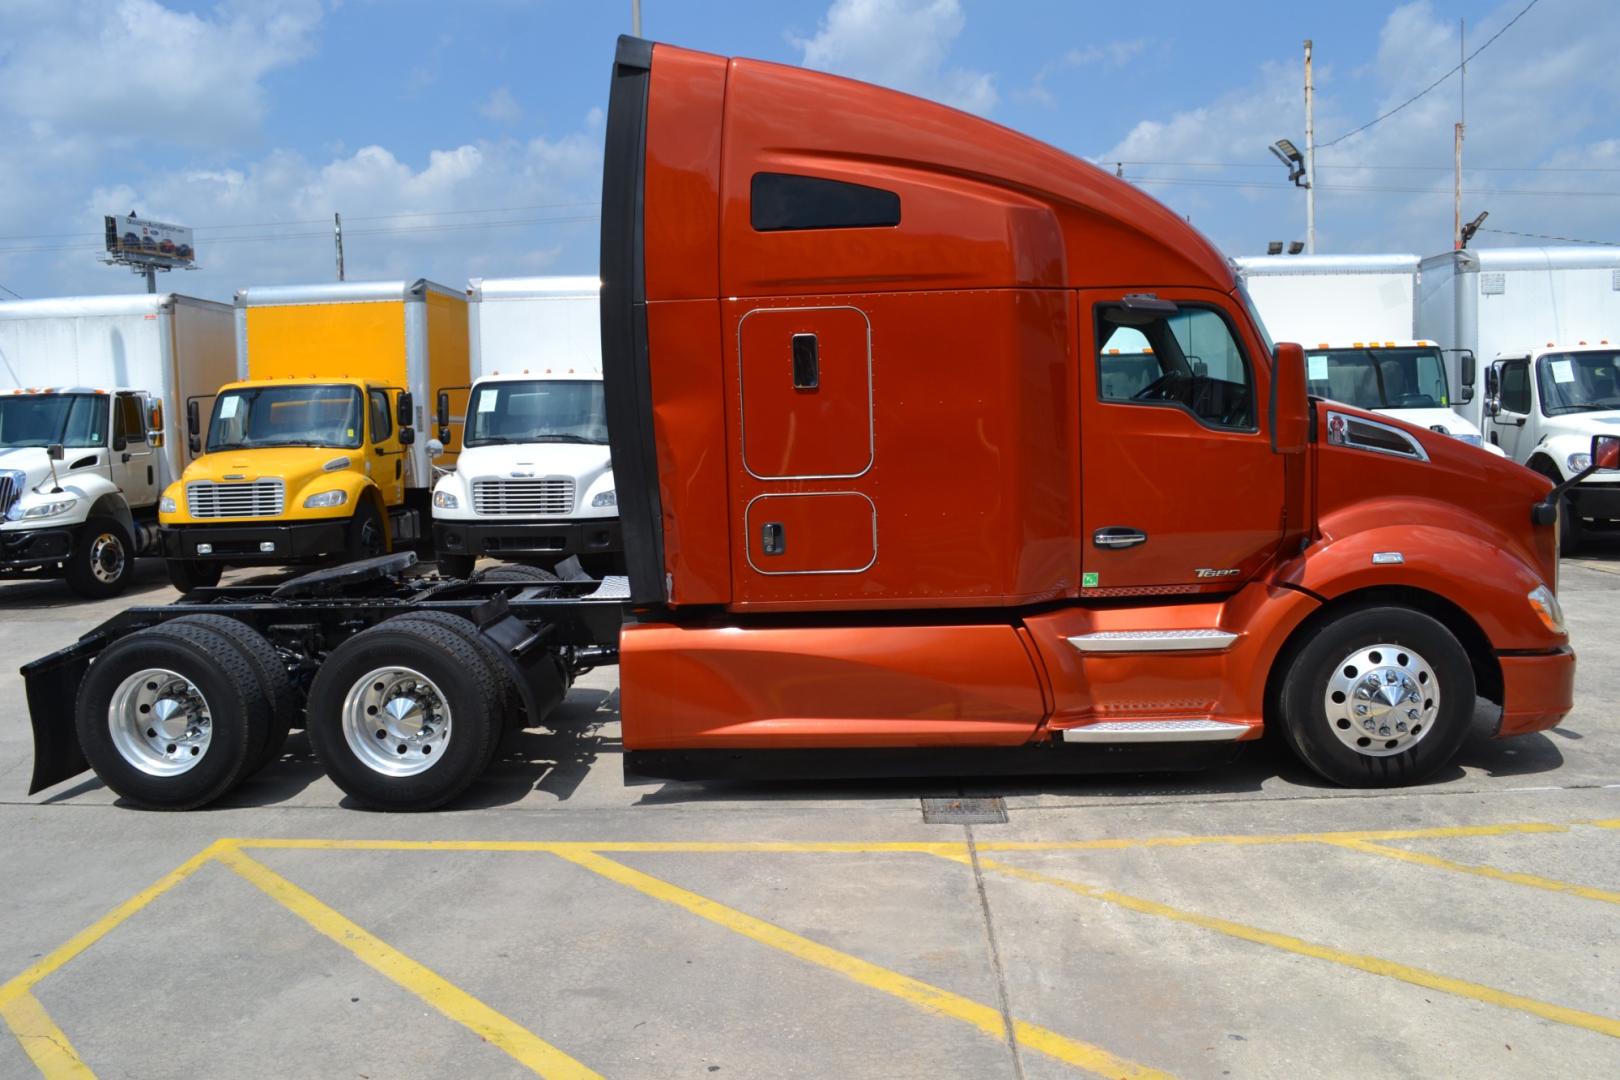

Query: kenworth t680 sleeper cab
[[19, 38, 1603, 811]]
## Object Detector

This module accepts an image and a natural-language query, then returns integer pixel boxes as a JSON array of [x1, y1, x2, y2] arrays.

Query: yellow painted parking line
[[552, 847, 1171, 1080], [960, 853, 1620, 1041], [1324, 838, 1620, 906], [226, 818, 1602, 857], [0, 840, 227, 1010], [0, 992, 95, 1078], [216, 846, 601, 1080]]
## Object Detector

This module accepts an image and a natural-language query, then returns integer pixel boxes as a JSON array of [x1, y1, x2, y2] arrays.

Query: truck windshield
[[0, 393, 108, 449], [206, 385, 363, 451], [1303, 347, 1450, 410], [464, 380, 608, 446], [1536, 350, 1620, 414]]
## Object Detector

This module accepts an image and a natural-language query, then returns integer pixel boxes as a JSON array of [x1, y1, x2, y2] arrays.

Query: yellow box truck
[[158, 280, 469, 591]]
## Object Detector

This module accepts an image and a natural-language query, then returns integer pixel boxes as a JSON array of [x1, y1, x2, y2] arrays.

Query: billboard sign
[[104, 215, 195, 266]]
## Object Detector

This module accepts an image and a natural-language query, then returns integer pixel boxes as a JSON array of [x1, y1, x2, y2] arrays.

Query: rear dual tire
[[305, 618, 505, 811]]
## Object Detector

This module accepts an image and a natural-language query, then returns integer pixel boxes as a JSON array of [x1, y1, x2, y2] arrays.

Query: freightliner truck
[[158, 280, 470, 591], [1419, 246, 1620, 552], [429, 276, 621, 579], [1234, 254, 1497, 453], [0, 294, 235, 597], [19, 38, 1600, 812]]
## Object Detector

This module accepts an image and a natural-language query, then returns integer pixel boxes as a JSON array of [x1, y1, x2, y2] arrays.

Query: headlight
[[433, 489, 459, 509], [1527, 584, 1566, 635], [21, 498, 78, 519], [1568, 452, 1591, 474], [159, 495, 177, 514], [303, 490, 348, 509], [591, 489, 617, 508]]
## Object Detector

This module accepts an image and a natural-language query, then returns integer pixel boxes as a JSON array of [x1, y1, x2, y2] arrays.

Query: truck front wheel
[[66, 518, 131, 599], [305, 619, 501, 810], [1275, 605, 1475, 788], [346, 501, 389, 561], [166, 558, 222, 594]]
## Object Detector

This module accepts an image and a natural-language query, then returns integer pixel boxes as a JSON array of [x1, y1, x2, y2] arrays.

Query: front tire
[[1276, 605, 1475, 788], [346, 501, 389, 561], [166, 559, 222, 594], [66, 518, 131, 599], [305, 619, 501, 810]]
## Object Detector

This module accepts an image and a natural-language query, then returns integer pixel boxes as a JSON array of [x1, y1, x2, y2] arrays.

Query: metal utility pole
[[632, 0, 642, 36], [1453, 19, 1466, 250], [1303, 39, 1316, 254], [143, 267, 156, 294], [334, 212, 346, 281]]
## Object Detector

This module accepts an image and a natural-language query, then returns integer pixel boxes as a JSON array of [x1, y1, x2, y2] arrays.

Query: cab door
[[1487, 357, 1533, 461], [111, 392, 158, 506], [368, 388, 406, 506], [1078, 291, 1285, 592]]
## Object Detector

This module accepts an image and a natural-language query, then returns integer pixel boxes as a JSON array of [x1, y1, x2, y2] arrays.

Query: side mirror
[[436, 390, 450, 428], [1483, 365, 1501, 417], [148, 400, 164, 435], [398, 426, 416, 447], [1270, 342, 1309, 454], [1594, 434, 1620, 472], [1459, 349, 1476, 390], [396, 391, 414, 428], [186, 399, 200, 437], [47, 443, 64, 461], [427, 438, 445, 459]]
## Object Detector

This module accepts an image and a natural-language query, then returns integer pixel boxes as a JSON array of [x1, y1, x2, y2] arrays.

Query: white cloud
[[1095, 0, 1620, 255], [54, 132, 605, 297], [792, 0, 996, 115], [0, 0, 323, 147], [479, 86, 524, 125], [1018, 38, 1148, 107]]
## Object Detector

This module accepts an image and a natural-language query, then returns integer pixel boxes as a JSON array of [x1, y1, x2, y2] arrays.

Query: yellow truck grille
[[472, 478, 575, 516], [185, 479, 286, 518]]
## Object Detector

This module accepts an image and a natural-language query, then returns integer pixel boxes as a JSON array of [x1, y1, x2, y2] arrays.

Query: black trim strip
[[600, 35, 666, 606]]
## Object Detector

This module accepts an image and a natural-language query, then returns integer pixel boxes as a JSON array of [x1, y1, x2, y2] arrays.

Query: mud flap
[[472, 593, 569, 730], [24, 650, 91, 794]]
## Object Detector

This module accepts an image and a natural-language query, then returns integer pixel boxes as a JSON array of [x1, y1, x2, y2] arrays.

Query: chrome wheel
[[107, 668, 212, 775], [1323, 644, 1439, 757], [90, 531, 126, 583], [341, 666, 451, 776]]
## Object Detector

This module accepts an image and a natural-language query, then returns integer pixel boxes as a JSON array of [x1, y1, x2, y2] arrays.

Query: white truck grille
[[472, 478, 575, 516], [185, 479, 285, 518]]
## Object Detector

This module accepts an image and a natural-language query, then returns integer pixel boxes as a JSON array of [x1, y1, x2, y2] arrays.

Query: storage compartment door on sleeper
[[739, 305, 872, 479]]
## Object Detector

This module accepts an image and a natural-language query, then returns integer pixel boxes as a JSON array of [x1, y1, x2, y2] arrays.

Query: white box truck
[[429, 276, 620, 578], [1418, 245, 1620, 551], [1236, 254, 1494, 451], [0, 293, 235, 596]]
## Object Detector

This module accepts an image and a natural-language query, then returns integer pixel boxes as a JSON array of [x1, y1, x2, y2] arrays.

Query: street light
[[1460, 211, 1488, 249], [1269, 139, 1309, 188]]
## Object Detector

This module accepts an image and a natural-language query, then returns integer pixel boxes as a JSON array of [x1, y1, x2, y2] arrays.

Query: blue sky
[[1, 0, 1615, 302]]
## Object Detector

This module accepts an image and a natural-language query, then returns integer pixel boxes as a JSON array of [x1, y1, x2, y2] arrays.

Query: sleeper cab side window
[[751, 172, 901, 231], [1096, 303, 1256, 431]]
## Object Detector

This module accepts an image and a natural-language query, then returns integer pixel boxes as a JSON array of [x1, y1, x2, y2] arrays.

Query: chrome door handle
[[1093, 527, 1147, 549]]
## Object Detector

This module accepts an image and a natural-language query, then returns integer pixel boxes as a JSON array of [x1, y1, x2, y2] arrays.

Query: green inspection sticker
[[1082, 572, 1099, 588]]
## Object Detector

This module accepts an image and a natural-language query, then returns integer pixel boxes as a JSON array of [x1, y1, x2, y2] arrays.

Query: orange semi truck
[[21, 37, 1606, 811]]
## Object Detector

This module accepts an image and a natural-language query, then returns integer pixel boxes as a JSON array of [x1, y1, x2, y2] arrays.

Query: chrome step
[[1066, 629, 1238, 653], [1057, 719, 1249, 743]]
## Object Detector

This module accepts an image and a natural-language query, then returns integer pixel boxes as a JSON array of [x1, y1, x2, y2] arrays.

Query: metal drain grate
[[920, 796, 1008, 824]]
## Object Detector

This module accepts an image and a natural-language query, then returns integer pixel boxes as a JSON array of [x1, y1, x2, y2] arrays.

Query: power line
[[1127, 176, 1620, 198], [1316, 0, 1543, 149], [1478, 226, 1620, 246], [0, 201, 600, 244], [1109, 159, 1620, 174], [0, 282, 22, 300], [0, 213, 601, 257]]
